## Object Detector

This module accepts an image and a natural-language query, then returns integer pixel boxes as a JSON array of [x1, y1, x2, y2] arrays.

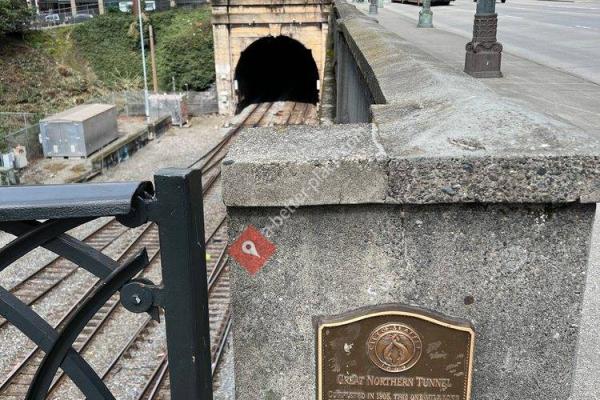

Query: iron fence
[[0, 169, 214, 399]]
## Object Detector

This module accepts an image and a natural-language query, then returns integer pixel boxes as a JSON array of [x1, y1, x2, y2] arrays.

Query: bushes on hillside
[[152, 8, 215, 91], [0, 0, 32, 36], [71, 8, 214, 91], [71, 13, 142, 88]]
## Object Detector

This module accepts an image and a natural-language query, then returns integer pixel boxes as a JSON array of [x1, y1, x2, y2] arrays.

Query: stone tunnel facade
[[212, 0, 332, 115]]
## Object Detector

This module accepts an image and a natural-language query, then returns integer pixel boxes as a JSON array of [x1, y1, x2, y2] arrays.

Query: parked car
[[118, 0, 155, 12], [44, 14, 60, 25], [118, 1, 132, 12]]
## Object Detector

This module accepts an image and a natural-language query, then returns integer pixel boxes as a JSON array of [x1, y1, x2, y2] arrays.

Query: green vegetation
[[0, 28, 105, 116], [0, 7, 215, 122], [71, 7, 214, 91], [0, 0, 31, 36], [71, 12, 143, 88], [151, 8, 214, 91]]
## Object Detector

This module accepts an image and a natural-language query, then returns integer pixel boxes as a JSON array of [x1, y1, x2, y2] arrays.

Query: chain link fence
[[31, 0, 207, 29], [0, 113, 40, 154], [88, 88, 217, 117], [88, 91, 148, 118], [0, 87, 216, 166], [32, 4, 100, 29], [0, 113, 36, 134]]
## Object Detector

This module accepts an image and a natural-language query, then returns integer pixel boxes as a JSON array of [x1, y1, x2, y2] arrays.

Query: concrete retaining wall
[[333, 7, 374, 123]]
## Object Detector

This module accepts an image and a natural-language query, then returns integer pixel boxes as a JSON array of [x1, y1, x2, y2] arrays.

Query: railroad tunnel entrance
[[234, 36, 320, 112]]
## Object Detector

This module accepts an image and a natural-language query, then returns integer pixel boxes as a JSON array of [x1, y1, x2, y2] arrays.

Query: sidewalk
[[355, 2, 600, 134]]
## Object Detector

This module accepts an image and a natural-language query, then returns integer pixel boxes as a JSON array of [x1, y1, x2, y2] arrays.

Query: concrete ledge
[[222, 124, 388, 206], [224, 124, 600, 205], [223, 1, 600, 206], [90, 115, 171, 171]]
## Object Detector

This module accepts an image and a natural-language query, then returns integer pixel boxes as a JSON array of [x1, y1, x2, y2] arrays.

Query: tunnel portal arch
[[234, 35, 320, 112]]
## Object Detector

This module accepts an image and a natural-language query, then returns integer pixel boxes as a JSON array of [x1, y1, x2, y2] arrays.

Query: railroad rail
[[0, 101, 314, 399]]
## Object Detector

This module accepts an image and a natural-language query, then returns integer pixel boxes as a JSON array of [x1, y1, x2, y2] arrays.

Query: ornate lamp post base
[[417, 9, 433, 28], [369, 0, 378, 14], [465, 12, 503, 78], [417, 0, 433, 28]]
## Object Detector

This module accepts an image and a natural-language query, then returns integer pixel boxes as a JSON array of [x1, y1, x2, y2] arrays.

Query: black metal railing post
[[152, 168, 213, 399]]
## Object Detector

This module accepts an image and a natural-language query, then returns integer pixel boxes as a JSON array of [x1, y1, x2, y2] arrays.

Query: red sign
[[228, 225, 276, 275]]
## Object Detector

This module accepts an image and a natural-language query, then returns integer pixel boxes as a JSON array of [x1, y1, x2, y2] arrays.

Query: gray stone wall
[[228, 203, 595, 399], [334, 21, 374, 123], [333, 3, 382, 123], [222, 1, 600, 399]]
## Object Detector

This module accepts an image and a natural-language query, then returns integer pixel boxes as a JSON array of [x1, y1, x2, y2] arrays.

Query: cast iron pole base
[[369, 2, 378, 14], [417, 9, 433, 28], [465, 14, 503, 78]]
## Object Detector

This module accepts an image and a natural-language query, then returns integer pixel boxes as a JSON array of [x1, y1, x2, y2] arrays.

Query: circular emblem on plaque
[[367, 323, 423, 373]]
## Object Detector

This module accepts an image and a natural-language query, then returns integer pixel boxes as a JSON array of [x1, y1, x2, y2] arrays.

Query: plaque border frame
[[315, 304, 476, 400]]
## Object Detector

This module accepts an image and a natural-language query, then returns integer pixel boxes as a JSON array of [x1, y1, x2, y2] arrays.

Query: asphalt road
[[382, 0, 600, 84]]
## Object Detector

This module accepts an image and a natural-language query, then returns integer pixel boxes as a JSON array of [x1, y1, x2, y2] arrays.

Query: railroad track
[[102, 223, 232, 400], [0, 101, 311, 399], [0, 102, 269, 328], [42, 220, 229, 400]]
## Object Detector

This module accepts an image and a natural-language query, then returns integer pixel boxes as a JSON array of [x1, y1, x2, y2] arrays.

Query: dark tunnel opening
[[234, 35, 320, 112]]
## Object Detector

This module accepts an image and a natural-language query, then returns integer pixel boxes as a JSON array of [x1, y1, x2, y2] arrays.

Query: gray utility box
[[149, 93, 189, 127], [40, 104, 119, 158]]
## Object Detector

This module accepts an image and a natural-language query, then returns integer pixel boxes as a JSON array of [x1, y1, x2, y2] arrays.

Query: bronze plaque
[[316, 305, 475, 400]]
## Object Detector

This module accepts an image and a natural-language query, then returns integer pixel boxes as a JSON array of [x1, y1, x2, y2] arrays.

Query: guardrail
[[0, 168, 213, 399]]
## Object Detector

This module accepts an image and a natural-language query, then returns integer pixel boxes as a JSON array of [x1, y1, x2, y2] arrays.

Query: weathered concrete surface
[[223, 114, 600, 206], [357, 2, 600, 135], [223, 2, 600, 207], [571, 211, 600, 400], [222, 124, 388, 206], [223, 120, 600, 206], [223, 2, 600, 399], [229, 203, 595, 399]]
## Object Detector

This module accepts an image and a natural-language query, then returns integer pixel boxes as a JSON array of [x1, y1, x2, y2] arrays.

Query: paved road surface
[[382, 0, 600, 84]]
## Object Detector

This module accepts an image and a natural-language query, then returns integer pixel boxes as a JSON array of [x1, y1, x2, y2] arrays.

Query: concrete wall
[[333, 4, 379, 123], [212, 0, 331, 115], [227, 202, 595, 399], [222, 2, 600, 399], [334, 20, 373, 123]]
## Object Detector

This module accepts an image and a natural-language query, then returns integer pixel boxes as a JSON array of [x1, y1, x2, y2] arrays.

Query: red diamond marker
[[228, 225, 276, 275]]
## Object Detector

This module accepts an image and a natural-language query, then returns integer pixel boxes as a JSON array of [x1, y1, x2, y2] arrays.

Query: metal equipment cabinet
[[149, 94, 189, 127], [40, 104, 119, 158]]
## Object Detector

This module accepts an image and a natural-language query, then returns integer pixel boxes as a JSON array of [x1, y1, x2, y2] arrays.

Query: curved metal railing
[[0, 169, 213, 400]]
